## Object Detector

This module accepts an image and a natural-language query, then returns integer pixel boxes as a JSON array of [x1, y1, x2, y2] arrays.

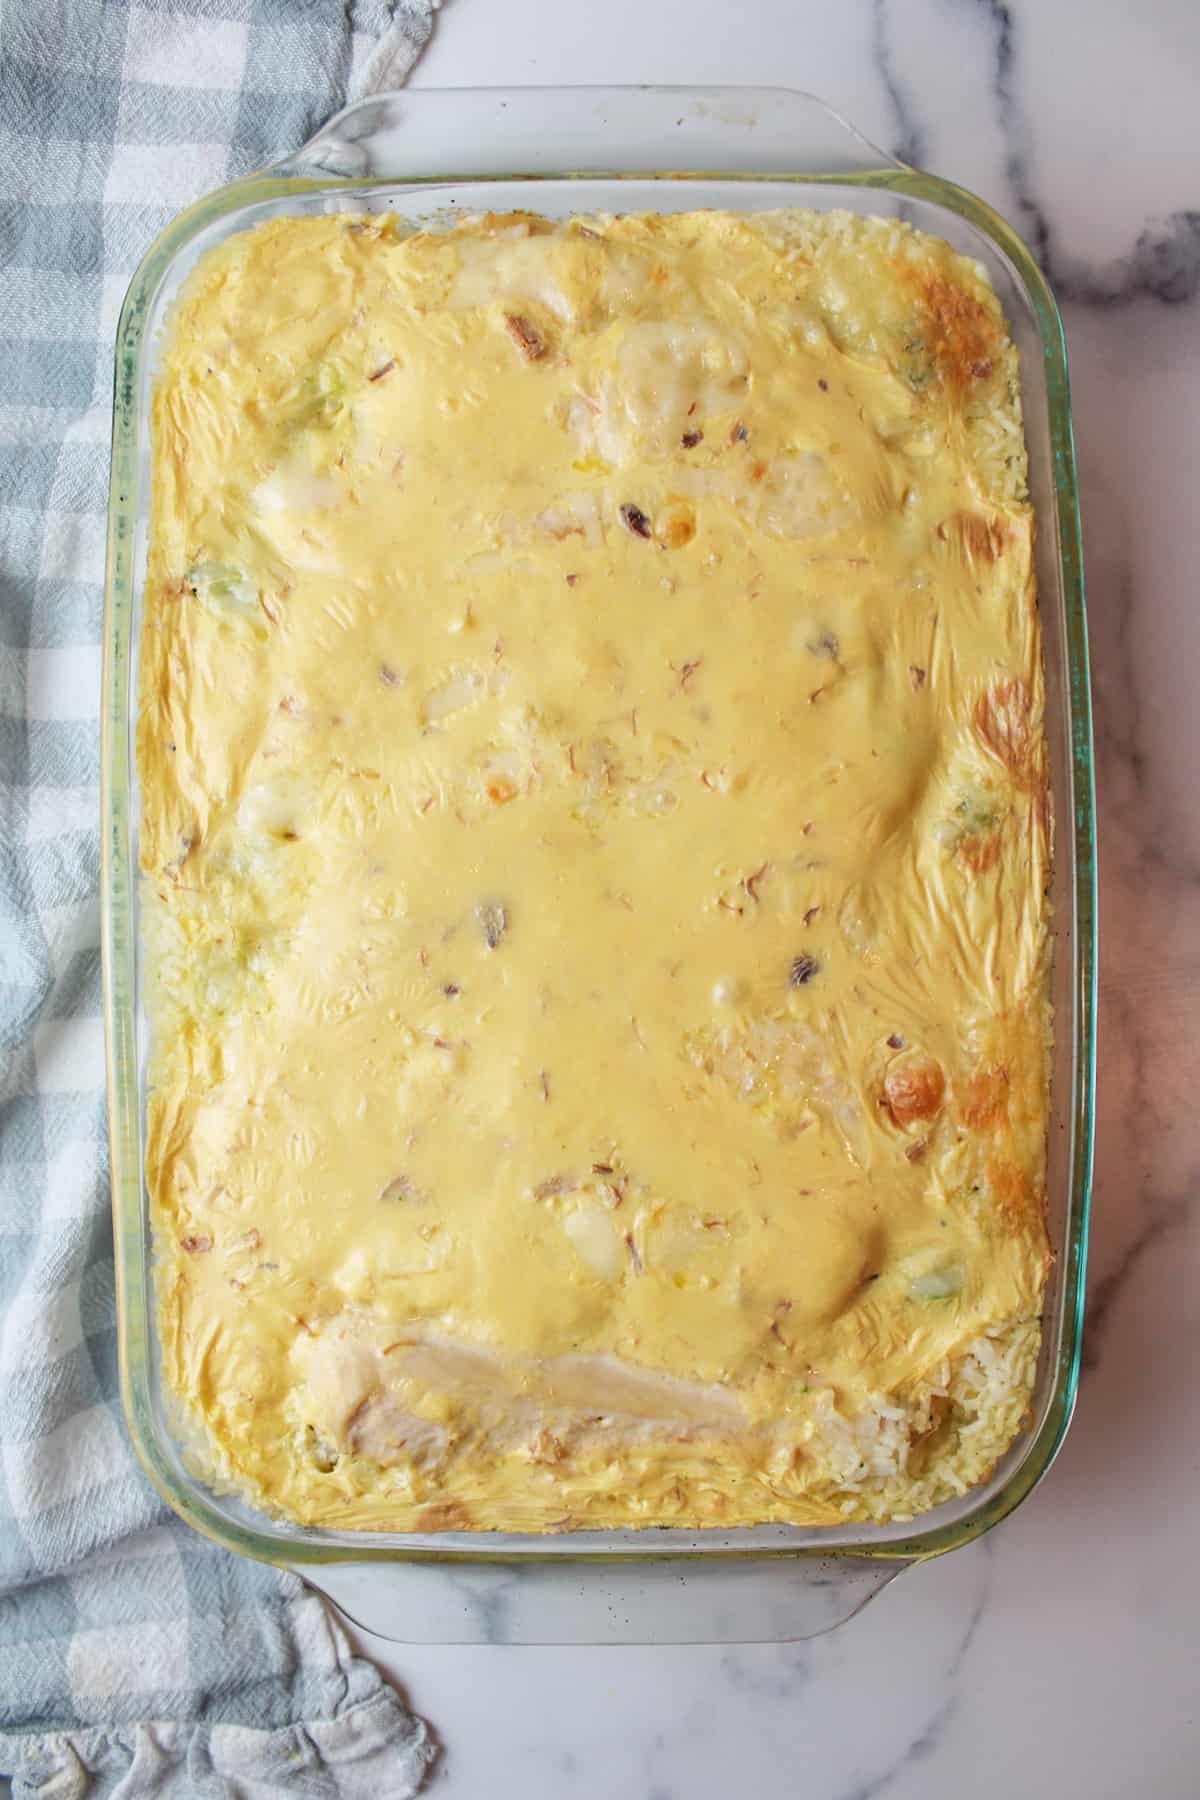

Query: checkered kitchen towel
[[0, 3, 445, 1793]]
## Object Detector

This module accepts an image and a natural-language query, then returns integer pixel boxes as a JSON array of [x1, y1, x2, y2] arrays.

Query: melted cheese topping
[[140, 209, 1050, 1531]]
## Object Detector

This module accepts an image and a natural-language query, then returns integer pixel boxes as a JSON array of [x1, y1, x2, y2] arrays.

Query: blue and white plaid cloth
[[0, 3, 443, 1793]]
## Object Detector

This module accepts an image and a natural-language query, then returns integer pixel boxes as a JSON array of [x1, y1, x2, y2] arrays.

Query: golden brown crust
[[415, 1501, 475, 1532], [959, 830, 1004, 876], [939, 510, 1009, 565], [958, 1065, 1011, 1133], [911, 268, 1002, 390], [502, 313, 547, 361], [986, 1155, 1040, 1236], [880, 1058, 947, 1131], [974, 677, 1037, 787]]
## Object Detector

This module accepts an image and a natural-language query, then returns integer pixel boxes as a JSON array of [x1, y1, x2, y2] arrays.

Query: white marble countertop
[[346, 2, 1200, 1792]]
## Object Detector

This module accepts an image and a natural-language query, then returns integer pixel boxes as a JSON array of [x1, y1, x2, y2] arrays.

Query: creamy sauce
[[140, 209, 1050, 1529]]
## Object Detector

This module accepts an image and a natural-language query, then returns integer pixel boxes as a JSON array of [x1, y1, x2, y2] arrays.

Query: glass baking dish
[[100, 85, 1095, 1644]]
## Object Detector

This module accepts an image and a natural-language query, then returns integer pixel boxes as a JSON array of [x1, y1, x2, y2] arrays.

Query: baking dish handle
[[272, 85, 901, 183], [304, 1553, 908, 1646]]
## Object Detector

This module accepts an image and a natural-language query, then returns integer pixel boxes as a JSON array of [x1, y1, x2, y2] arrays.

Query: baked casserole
[[138, 207, 1050, 1531]]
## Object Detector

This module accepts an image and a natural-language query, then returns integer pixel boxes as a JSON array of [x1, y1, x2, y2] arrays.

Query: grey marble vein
[[877, 0, 1200, 306], [991, 0, 1200, 304], [1082, 1190, 1191, 1371], [716, 1642, 811, 1702], [870, 0, 928, 167], [834, 1545, 990, 1800], [839, 1692, 961, 1800]]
